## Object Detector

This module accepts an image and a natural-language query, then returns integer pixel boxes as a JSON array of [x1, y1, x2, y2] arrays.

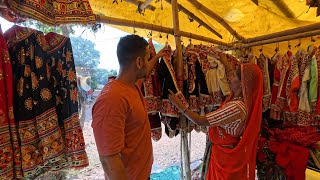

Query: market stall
[[1, 0, 320, 180]]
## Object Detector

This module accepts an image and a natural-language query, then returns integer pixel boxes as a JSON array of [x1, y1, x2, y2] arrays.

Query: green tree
[[70, 36, 101, 69]]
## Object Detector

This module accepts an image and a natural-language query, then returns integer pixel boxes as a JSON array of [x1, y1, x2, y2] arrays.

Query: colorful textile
[[6, 0, 96, 25], [206, 64, 263, 180], [309, 55, 318, 105], [268, 141, 309, 180], [283, 54, 300, 124], [45, 32, 88, 168], [298, 55, 312, 126], [4, 25, 88, 178], [4, 25, 66, 178], [257, 53, 272, 112], [158, 45, 188, 118], [142, 38, 162, 114], [206, 101, 247, 137], [0, 25, 22, 179], [205, 55, 231, 106]]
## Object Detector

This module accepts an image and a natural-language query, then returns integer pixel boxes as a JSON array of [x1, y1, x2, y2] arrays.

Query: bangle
[[182, 107, 188, 114]]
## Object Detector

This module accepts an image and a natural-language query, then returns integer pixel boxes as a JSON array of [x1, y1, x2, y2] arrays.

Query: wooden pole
[[271, 0, 295, 18], [187, 0, 245, 42], [164, 0, 222, 39], [139, 0, 154, 11], [230, 29, 320, 49], [171, 0, 191, 179], [124, 0, 156, 11], [96, 15, 231, 46], [246, 23, 320, 43]]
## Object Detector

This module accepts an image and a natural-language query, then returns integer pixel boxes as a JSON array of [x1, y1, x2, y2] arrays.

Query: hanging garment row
[[0, 24, 88, 179], [242, 45, 320, 126], [142, 41, 241, 141]]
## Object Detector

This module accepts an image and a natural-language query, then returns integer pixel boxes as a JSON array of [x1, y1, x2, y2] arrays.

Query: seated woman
[[168, 53, 263, 180]]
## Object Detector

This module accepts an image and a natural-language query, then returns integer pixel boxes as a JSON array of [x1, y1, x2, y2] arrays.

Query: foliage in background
[[20, 20, 76, 35], [70, 36, 118, 88]]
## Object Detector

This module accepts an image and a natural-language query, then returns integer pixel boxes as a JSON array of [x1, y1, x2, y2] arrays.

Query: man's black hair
[[117, 35, 149, 67]]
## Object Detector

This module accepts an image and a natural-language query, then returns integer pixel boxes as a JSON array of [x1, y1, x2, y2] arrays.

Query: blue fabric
[[150, 166, 181, 180]]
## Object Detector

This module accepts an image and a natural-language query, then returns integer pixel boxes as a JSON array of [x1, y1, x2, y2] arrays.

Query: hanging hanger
[[259, 46, 263, 53], [288, 41, 291, 50], [133, 27, 137, 34], [165, 34, 169, 48], [295, 39, 301, 48]]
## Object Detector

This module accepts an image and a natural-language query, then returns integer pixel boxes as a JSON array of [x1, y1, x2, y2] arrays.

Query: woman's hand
[[168, 89, 186, 112]]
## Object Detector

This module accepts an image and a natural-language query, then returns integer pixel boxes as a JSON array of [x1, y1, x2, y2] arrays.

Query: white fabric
[[205, 56, 231, 96]]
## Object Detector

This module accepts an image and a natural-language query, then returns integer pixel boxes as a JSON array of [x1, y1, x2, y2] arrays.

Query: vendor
[[168, 53, 263, 180]]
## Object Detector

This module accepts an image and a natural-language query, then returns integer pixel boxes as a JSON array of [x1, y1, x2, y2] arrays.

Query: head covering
[[207, 63, 263, 180]]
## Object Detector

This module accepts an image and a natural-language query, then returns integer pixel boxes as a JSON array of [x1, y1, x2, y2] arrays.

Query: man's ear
[[136, 57, 143, 69]]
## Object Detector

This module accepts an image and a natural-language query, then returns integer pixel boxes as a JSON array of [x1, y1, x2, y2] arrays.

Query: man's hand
[[154, 47, 167, 59], [147, 47, 167, 74], [100, 154, 127, 180]]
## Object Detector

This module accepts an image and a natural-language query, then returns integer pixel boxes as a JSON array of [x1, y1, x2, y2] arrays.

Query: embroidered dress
[[0, 25, 22, 179], [298, 55, 313, 126], [4, 25, 65, 178], [158, 45, 188, 118], [45, 32, 88, 168], [6, 0, 96, 25], [141, 39, 162, 141], [283, 54, 300, 124], [257, 53, 271, 112]]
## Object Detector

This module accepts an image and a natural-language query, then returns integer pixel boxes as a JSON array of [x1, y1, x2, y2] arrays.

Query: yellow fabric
[[89, 0, 320, 56], [306, 168, 320, 180]]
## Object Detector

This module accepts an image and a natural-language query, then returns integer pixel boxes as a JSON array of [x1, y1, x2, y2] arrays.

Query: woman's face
[[229, 72, 242, 94]]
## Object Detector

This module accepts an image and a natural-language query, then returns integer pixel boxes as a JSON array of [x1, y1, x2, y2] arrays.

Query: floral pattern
[[4, 26, 88, 179]]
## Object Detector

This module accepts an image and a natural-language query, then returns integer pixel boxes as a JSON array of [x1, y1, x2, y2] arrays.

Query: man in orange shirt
[[92, 35, 165, 180]]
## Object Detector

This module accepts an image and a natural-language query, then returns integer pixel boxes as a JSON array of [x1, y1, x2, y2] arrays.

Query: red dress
[[0, 25, 22, 179]]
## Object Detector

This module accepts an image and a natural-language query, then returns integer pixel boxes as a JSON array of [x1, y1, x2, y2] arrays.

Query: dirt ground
[[63, 104, 207, 180]]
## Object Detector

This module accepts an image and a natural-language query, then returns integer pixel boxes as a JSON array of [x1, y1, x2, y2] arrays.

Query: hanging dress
[[283, 53, 300, 125], [205, 55, 231, 107], [158, 45, 188, 137], [45, 32, 89, 168], [141, 38, 162, 141], [5, 0, 96, 25], [0, 24, 22, 179], [4, 25, 66, 178], [298, 55, 312, 126], [257, 53, 271, 112]]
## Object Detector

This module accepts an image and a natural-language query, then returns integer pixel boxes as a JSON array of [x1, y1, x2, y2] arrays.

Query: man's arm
[[92, 94, 128, 180], [147, 48, 166, 75], [99, 154, 127, 180]]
